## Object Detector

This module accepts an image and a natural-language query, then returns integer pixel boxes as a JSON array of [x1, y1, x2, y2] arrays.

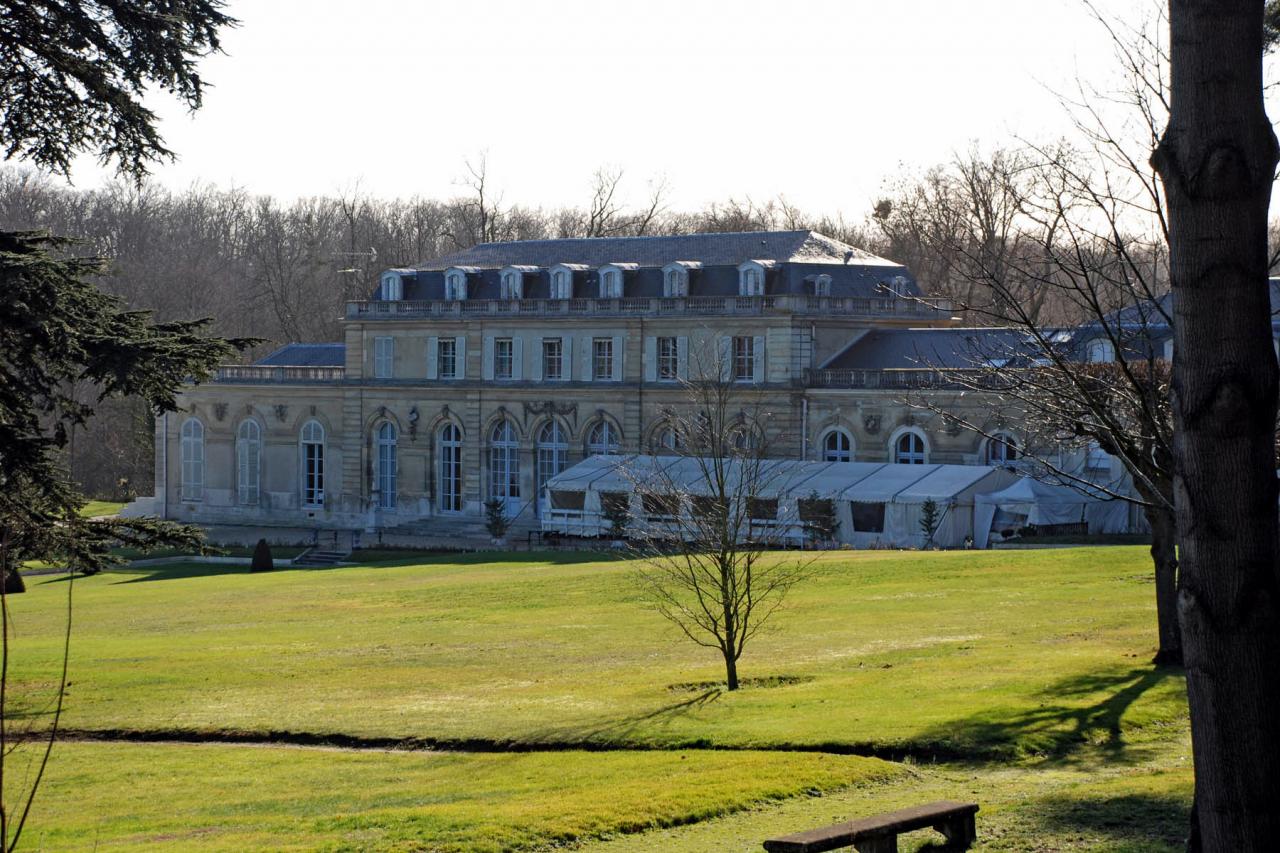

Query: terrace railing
[[345, 294, 952, 320], [803, 368, 966, 390], [214, 365, 346, 384]]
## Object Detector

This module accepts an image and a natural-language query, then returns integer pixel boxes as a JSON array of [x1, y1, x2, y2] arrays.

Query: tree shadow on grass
[[528, 689, 723, 747], [912, 666, 1183, 764], [1028, 791, 1190, 851]]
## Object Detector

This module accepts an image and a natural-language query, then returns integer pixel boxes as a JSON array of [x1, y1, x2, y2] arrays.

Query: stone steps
[[292, 550, 350, 567]]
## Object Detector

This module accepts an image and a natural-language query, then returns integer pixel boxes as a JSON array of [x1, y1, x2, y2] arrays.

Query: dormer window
[[882, 274, 910, 297], [549, 264, 585, 299], [737, 261, 771, 297], [598, 263, 635, 298], [661, 261, 700, 297], [444, 268, 470, 301], [664, 269, 684, 296], [603, 270, 620, 298], [499, 267, 530, 300], [380, 272, 404, 301], [806, 274, 832, 297]]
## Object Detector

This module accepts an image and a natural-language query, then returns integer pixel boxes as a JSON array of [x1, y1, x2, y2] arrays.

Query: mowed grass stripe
[[9, 548, 1185, 758], [10, 742, 902, 853]]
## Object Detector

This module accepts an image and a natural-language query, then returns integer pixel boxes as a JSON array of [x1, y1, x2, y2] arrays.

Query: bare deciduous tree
[[629, 341, 813, 691]]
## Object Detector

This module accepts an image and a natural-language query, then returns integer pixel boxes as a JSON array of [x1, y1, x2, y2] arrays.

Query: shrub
[[250, 538, 274, 572], [484, 498, 512, 541]]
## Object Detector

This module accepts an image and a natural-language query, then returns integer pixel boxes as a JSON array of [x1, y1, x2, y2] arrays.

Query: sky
[[59, 0, 1197, 219]]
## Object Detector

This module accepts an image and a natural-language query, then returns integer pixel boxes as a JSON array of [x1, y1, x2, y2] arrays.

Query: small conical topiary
[[3, 565, 26, 594], [250, 538, 274, 573]]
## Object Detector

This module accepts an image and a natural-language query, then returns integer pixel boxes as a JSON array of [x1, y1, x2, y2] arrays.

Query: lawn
[[10, 743, 899, 852], [3, 547, 1193, 850], [8, 548, 1185, 757], [79, 500, 127, 518]]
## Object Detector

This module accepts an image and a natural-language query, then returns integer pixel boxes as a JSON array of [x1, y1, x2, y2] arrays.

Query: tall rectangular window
[[302, 422, 325, 506], [437, 337, 457, 379], [592, 338, 613, 380], [733, 336, 755, 382], [542, 338, 563, 380], [658, 337, 679, 380], [374, 336, 394, 379], [494, 338, 514, 380]]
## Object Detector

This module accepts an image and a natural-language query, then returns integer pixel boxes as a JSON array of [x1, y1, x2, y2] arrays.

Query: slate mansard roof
[[378, 230, 921, 302], [255, 343, 346, 367], [417, 230, 897, 270]]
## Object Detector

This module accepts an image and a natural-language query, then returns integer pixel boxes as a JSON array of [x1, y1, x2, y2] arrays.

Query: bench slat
[[763, 801, 978, 853]]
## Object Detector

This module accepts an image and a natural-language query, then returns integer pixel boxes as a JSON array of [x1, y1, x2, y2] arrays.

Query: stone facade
[[154, 230, 1088, 534]]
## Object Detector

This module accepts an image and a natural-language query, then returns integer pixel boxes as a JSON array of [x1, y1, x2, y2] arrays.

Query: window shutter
[[454, 336, 466, 378], [482, 336, 494, 380], [513, 337, 524, 380], [532, 337, 544, 381], [719, 336, 732, 381], [753, 335, 765, 383], [611, 335, 623, 382], [676, 336, 689, 379], [562, 336, 573, 381], [581, 336, 592, 381], [426, 336, 439, 380], [643, 336, 657, 383]]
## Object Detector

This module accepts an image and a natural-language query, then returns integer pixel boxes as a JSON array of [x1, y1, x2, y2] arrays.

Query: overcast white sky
[[59, 0, 1201, 218]]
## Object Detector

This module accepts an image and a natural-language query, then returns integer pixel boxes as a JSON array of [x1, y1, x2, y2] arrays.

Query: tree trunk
[[1146, 503, 1182, 666], [723, 649, 739, 691], [1153, 1, 1280, 847]]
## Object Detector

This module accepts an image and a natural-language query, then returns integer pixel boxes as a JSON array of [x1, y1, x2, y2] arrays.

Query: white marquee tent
[[972, 477, 1132, 548], [541, 455, 1020, 548]]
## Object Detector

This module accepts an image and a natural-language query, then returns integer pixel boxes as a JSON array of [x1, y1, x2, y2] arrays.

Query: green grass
[[79, 500, 127, 517], [8, 548, 1185, 758], [3, 547, 1194, 850], [585, 742, 1192, 852], [10, 743, 898, 852]]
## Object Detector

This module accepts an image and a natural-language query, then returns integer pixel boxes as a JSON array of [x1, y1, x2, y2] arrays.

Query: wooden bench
[[763, 800, 978, 853]]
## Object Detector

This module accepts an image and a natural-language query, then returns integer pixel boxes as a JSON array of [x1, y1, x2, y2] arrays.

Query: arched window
[[376, 422, 397, 509], [822, 429, 853, 462], [236, 420, 261, 506], [180, 418, 204, 501], [586, 420, 620, 456], [300, 420, 325, 506], [489, 420, 520, 506], [729, 426, 758, 453], [1086, 338, 1115, 363], [987, 432, 1019, 465], [893, 430, 927, 464], [536, 421, 567, 494], [438, 423, 463, 512], [656, 426, 681, 453]]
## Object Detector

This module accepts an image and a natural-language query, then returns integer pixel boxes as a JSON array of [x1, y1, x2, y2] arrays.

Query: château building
[[150, 230, 1050, 538]]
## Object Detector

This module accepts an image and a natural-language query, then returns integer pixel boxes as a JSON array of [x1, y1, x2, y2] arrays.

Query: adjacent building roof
[[254, 343, 346, 367], [826, 327, 1034, 371], [414, 230, 899, 271]]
